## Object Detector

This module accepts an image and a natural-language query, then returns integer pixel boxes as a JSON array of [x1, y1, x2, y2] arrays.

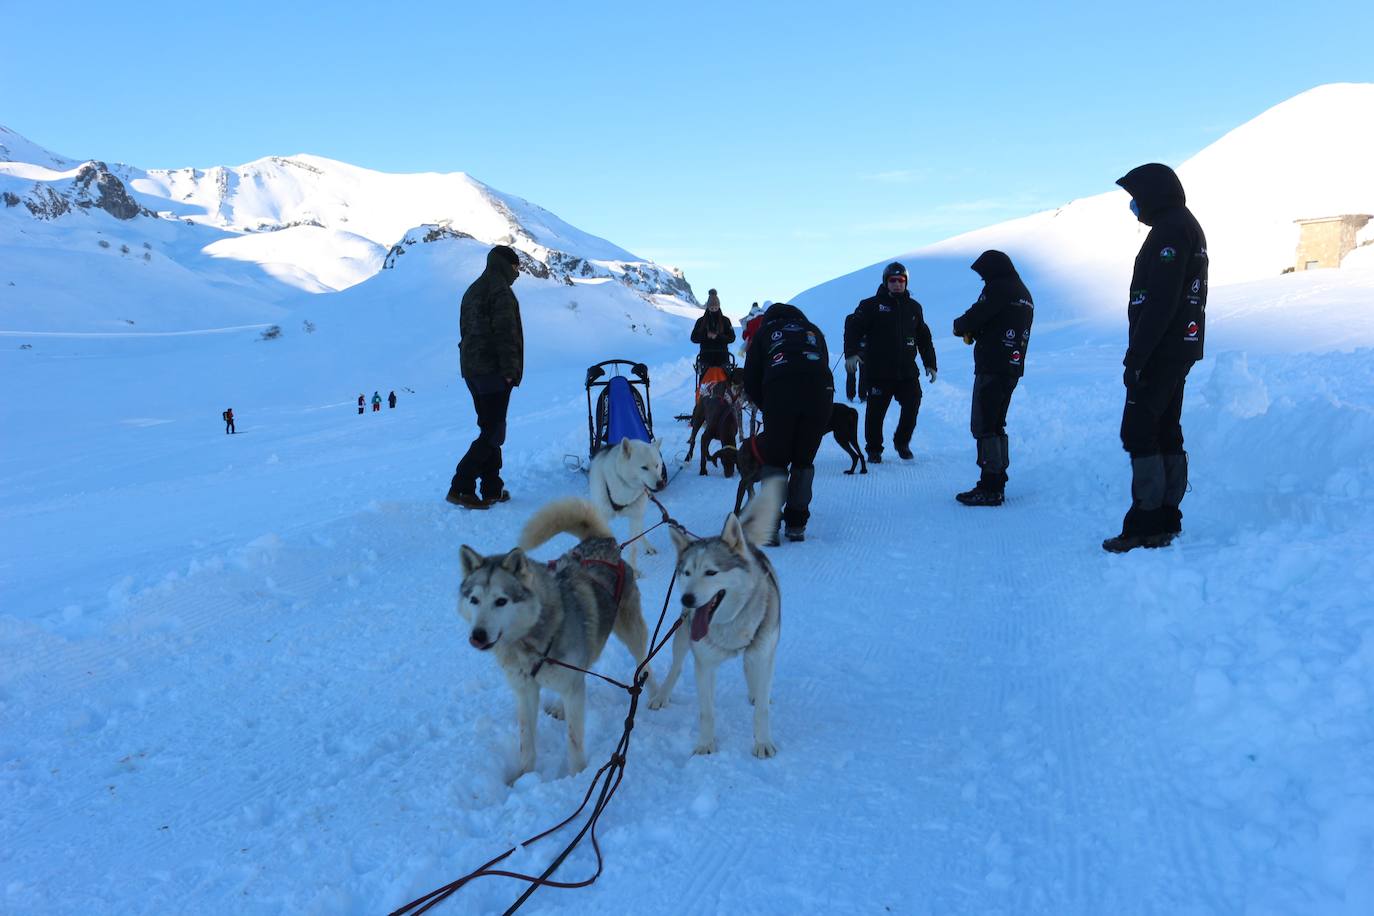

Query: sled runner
[[585, 359, 656, 459]]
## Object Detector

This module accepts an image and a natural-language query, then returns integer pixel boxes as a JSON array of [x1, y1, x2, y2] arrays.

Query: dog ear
[[459, 545, 484, 577], [721, 513, 750, 559], [620, 437, 633, 456], [669, 523, 691, 555], [500, 548, 529, 578]]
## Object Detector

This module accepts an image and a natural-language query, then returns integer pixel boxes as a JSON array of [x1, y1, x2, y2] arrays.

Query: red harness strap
[[546, 555, 627, 604]]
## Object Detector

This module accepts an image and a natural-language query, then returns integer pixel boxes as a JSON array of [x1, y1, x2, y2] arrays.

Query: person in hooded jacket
[[843, 262, 937, 462], [691, 289, 736, 371], [742, 302, 834, 543], [951, 250, 1034, 506], [1103, 163, 1207, 552], [447, 245, 524, 510]]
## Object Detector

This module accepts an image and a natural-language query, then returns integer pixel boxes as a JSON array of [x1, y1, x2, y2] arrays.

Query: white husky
[[588, 437, 666, 575], [650, 477, 783, 758], [458, 498, 655, 779]]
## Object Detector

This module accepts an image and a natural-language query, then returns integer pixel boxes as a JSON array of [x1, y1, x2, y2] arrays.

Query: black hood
[[1116, 163, 1186, 226], [971, 250, 1016, 280], [762, 302, 809, 324], [485, 245, 520, 284]]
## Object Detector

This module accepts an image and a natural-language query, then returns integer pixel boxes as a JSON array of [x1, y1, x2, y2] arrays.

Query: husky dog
[[650, 478, 784, 758], [588, 437, 666, 575], [458, 498, 655, 778]]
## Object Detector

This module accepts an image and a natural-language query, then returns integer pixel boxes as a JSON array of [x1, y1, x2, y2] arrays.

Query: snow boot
[[783, 465, 815, 534], [1162, 452, 1188, 535], [446, 488, 490, 510], [784, 526, 806, 542], [760, 465, 788, 546], [1102, 456, 1171, 552], [895, 443, 914, 460], [956, 486, 1004, 507]]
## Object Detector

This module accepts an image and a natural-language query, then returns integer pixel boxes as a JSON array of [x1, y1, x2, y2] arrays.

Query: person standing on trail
[[743, 302, 834, 544], [357, 393, 365, 415], [447, 244, 523, 510], [388, 390, 397, 409], [1103, 163, 1208, 553], [223, 407, 236, 434], [843, 262, 937, 463], [692, 289, 736, 371], [951, 250, 1034, 507], [372, 391, 382, 412]]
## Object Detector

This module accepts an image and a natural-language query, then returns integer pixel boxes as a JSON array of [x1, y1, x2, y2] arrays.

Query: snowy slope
[[3, 263, 1372, 914], [4, 85, 1374, 915], [793, 83, 1374, 338], [0, 128, 697, 329]]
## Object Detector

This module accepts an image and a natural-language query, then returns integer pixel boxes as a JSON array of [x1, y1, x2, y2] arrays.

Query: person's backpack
[[222, 410, 230, 422]]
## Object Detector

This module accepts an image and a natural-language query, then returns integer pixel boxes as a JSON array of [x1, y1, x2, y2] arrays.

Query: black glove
[[1123, 366, 1141, 388]]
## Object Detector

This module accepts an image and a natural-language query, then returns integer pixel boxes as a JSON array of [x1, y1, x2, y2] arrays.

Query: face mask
[[1129, 199, 1140, 218]]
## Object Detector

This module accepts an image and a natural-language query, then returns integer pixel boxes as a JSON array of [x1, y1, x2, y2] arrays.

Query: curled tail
[[738, 476, 784, 546], [519, 498, 613, 550]]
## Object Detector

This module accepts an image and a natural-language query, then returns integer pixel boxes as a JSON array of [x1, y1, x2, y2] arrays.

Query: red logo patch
[[1011, 351, 1022, 363]]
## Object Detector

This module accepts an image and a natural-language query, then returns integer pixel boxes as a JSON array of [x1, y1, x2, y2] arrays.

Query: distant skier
[[222, 407, 236, 434], [372, 391, 382, 412], [357, 393, 365, 415], [388, 390, 397, 409], [843, 262, 937, 463], [1103, 163, 1208, 553], [951, 250, 1034, 506]]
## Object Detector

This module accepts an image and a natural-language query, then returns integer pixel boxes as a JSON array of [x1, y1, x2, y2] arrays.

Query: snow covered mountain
[[0, 130, 697, 331], [793, 83, 1374, 342]]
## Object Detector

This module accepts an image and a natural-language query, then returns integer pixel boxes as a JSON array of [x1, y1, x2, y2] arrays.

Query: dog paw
[[752, 740, 778, 759], [543, 699, 565, 720], [693, 740, 717, 756], [648, 692, 669, 710]]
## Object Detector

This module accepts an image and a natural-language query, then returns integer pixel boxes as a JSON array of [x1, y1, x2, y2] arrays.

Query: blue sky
[[4, 0, 1372, 313]]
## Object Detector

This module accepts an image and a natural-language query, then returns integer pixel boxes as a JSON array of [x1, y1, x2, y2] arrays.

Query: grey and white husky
[[459, 498, 656, 778], [650, 478, 784, 758], [588, 437, 666, 575]]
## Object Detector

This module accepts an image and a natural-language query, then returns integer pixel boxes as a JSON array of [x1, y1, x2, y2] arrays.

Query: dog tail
[[519, 498, 613, 550], [738, 475, 785, 546]]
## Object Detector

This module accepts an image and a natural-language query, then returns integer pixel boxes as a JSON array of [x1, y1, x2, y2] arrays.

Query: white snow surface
[[4, 85, 1374, 915]]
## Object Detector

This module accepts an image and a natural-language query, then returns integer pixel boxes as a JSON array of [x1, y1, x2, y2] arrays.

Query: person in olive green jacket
[[447, 245, 524, 508]]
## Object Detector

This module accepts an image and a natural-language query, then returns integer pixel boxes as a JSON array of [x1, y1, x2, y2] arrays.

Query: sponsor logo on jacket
[[1130, 290, 1146, 306], [1010, 350, 1023, 364], [1185, 321, 1199, 342]]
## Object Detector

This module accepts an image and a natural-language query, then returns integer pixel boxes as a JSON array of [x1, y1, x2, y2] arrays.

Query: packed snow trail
[[2, 342, 1372, 915]]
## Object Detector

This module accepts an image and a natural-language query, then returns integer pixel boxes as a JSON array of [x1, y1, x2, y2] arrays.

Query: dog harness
[[531, 553, 627, 678]]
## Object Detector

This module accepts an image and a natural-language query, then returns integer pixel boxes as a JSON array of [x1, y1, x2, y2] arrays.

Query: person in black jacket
[[691, 289, 736, 371], [843, 262, 937, 462], [1103, 163, 1208, 553], [743, 302, 834, 543], [951, 250, 1034, 506]]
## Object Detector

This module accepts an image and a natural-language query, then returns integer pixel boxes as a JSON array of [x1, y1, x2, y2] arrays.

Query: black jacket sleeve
[[914, 305, 937, 371], [952, 289, 1000, 338], [843, 303, 871, 357]]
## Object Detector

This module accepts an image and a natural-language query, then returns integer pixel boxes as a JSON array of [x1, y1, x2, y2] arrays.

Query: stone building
[[1293, 214, 1372, 270]]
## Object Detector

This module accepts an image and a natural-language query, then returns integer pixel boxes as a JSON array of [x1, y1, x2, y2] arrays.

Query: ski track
[[3, 406, 1257, 914]]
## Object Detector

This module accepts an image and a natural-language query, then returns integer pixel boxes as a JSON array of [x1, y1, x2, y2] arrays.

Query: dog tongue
[[690, 601, 713, 642]]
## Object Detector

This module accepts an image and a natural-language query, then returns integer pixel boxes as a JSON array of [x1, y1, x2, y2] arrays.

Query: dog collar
[[604, 478, 632, 513]]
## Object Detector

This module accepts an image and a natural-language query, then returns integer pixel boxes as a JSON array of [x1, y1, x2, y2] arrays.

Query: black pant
[[970, 374, 1017, 488], [864, 377, 921, 456], [1120, 365, 1189, 457], [761, 383, 831, 528], [452, 374, 512, 497]]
